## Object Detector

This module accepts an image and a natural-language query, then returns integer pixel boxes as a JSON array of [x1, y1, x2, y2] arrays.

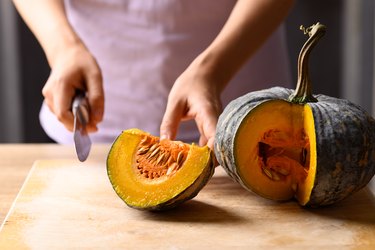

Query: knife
[[72, 92, 92, 162]]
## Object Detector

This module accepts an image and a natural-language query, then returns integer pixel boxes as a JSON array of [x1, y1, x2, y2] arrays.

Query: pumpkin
[[107, 128, 214, 211], [214, 23, 375, 207]]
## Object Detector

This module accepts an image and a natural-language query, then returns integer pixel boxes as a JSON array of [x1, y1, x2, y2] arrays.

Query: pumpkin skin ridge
[[306, 95, 375, 206], [107, 129, 215, 211]]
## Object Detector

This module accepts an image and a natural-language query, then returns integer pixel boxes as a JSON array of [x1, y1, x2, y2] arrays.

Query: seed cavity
[[135, 136, 189, 180], [258, 129, 310, 189]]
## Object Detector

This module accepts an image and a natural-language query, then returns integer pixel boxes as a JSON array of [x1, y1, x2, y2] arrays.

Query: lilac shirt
[[40, 0, 291, 144]]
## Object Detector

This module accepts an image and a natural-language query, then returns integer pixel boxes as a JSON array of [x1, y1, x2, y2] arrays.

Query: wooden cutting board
[[0, 159, 374, 249]]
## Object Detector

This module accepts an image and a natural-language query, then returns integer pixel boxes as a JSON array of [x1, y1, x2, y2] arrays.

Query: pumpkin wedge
[[107, 128, 214, 211], [214, 23, 375, 207]]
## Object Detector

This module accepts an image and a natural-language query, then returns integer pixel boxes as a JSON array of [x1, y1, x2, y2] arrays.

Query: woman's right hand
[[12, 0, 105, 133], [42, 42, 104, 133]]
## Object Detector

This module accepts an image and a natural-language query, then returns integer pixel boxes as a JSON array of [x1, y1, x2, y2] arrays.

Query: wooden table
[[0, 144, 374, 249], [0, 143, 110, 223]]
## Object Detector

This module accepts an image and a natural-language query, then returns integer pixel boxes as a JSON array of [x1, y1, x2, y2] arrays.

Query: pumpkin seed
[[138, 146, 150, 155], [167, 163, 178, 176], [163, 152, 170, 163], [275, 168, 290, 176], [150, 147, 160, 158], [166, 155, 174, 165], [140, 136, 150, 145], [156, 154, 165, 165], [262, 167, 273, 179], [177, 151, 184, 165], [271, 170, 281, 181], [149, 144, 159, 153]]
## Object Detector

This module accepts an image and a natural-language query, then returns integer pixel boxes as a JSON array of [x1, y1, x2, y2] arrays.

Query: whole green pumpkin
[[214, 23, 375, 207]]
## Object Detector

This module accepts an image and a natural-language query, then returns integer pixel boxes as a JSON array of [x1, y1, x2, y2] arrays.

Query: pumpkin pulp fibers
[[235, 100, 316, 202]]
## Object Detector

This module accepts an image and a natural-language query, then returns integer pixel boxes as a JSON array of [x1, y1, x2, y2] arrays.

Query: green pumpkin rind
[[140, 161, 215, 211], [307, 96, 375, 206]]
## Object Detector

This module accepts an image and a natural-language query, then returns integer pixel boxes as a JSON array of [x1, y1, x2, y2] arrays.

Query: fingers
[[197, 106, 219, 149], [160, 98, 186, 140], [160, 74, 222, 149], [85, 65, 104, 132], [42, 58, 104, 133], [42, 72, 76, 132], [161, 91, 220, 151]]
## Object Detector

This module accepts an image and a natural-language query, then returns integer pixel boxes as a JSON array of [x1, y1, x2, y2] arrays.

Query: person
[[12, 0, 294, 149]]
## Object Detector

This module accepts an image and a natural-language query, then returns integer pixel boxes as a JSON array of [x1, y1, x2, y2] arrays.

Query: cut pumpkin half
[[107, 129, 214, 211], [234, 100, 316, 205]]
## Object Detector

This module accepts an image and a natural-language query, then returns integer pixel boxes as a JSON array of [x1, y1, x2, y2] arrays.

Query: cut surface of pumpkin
[[235, 100, 316, 204], [107, 129, 214, 210]]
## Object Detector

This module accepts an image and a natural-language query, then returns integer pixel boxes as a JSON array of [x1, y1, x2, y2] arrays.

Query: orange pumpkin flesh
[[235, 100, 316, 205]]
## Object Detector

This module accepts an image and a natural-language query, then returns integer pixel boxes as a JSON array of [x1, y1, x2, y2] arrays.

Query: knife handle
[[72, 93, 90, 125]]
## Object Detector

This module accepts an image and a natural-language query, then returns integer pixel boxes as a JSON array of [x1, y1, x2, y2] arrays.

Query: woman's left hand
[[160, 56, 223, 149]]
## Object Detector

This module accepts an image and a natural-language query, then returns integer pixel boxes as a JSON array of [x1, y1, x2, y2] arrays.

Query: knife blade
[[72, 92, 92, 162]]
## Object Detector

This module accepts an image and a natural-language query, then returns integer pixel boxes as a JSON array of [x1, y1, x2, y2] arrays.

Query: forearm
[[198, 0, 295, 90], [12, 0, 82, 67]]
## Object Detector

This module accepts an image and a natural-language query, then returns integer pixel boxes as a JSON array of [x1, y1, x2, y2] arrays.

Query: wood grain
[[0, 158, 374, 249], [0, 144, 110, 223]]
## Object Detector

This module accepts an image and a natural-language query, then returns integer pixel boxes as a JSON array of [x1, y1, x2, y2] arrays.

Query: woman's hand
[[42, 43, 104, 132], [12, 0, 105, 133], [160, 55, 223, 149]]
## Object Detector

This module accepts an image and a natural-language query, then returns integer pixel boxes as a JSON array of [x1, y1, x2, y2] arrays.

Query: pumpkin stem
[[289, 22, 326, 104]]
